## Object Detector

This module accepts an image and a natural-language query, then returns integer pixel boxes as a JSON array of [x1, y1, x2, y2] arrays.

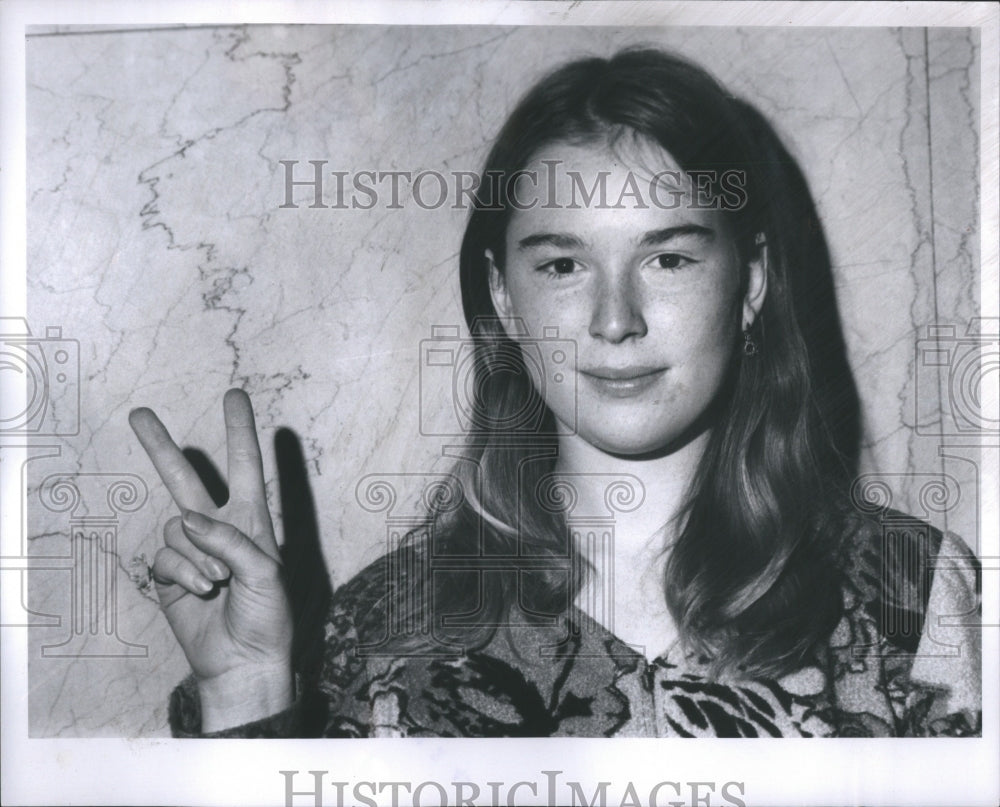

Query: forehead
[[506, 137, 725, 240], [535, 132, 682, 177]]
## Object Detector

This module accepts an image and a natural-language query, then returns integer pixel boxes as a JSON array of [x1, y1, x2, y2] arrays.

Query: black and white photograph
[[1, 1, 997, 805]]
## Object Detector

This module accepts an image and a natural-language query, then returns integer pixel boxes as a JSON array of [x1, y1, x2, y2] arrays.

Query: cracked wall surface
[[23, 25, 981, 736]]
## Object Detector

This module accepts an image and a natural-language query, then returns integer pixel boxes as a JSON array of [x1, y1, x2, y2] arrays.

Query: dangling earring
[[742, 324, 759, 356]]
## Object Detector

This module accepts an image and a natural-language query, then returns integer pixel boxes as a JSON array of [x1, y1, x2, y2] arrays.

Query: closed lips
[[580, 366, 666, 380]]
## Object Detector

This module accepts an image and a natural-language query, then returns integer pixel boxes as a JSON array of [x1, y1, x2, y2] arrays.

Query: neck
[[553, 426, 711, 557], [554, 429, 710, 659]]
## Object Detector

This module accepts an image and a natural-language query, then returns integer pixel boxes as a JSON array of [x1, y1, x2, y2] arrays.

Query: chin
[[569, 402, 717, 459], [578, 426, 690, 459]]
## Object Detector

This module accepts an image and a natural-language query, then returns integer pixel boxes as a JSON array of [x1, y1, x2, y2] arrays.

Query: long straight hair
[[390, 48, 860, 679]]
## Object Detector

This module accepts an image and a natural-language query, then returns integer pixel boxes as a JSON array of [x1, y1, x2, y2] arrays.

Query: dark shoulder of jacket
[[323, 535, 440, 654], [839, 505, 979, 654], [322, 531, 489, 657], [290, 542, 420, 735]]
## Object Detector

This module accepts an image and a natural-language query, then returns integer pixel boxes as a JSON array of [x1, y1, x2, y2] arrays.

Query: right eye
[[538, 258, 579, 277]]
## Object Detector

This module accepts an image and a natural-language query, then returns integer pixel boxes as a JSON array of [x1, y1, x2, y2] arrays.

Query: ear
[[487, 249, 515, 326], [742, 234, 768, 329]]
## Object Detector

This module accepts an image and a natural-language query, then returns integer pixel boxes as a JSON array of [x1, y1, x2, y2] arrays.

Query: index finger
[[129, 407, 216, 513], [223, 388, 268, 507]]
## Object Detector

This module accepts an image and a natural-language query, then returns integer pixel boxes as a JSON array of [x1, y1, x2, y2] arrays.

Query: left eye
[[653, 253, 691, 270]]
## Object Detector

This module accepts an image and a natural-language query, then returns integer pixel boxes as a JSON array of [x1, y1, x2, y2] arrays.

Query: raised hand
[[129, 389, 294, 731]]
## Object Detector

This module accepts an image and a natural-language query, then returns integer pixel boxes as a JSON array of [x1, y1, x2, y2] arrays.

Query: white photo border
[[2, 2, 997, 806]]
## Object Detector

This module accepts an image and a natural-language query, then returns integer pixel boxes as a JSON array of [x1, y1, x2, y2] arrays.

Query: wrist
[[197, 662, 294, 733]]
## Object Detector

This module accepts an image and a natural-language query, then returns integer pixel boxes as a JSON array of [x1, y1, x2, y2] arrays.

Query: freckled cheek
[[507, 284, 583, 334], [649, 317, 736, 387], [505, 272, 740, 350], [689, 308, 739, 351], [651, 283, 736, 335]]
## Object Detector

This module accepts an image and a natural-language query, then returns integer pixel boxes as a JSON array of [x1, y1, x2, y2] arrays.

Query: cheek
[[505, 279, 577, 334], [652, 286, 740, 357], [682, 264, 743, 335]]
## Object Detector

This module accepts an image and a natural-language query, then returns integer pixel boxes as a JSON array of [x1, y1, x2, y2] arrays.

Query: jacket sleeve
[[900, 529, 982, 735], [829, 513, 982, 737], [168, 673, 306, 738]]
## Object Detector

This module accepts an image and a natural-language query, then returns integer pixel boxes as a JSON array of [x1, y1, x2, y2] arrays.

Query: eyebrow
[[516, 232, 586, 251], [516, 225, 715, 252], [637, 225, 715, 247]]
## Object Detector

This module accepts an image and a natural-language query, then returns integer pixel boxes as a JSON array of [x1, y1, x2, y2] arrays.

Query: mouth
[[579, 365, 667, 396]]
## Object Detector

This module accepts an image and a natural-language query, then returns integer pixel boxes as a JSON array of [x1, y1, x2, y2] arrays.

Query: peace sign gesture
[[130, 389, 293, 732]]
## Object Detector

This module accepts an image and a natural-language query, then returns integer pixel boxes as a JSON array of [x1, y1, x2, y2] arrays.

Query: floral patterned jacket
[[169, 512, 981, 738]]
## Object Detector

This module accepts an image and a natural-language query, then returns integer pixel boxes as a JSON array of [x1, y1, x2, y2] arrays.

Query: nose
[[589, 272, 647, 343]]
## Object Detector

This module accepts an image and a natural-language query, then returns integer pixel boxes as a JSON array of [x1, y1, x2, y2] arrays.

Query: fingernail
[[194, 576, 214, 594], [205, 558, 229, 580], [182, 510, 210, 535]]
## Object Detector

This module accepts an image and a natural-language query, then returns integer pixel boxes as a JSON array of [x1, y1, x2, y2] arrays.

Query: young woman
[[129, 48, 981, 738]]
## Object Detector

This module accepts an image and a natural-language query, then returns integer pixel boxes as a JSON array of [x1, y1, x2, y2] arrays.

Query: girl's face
[[489, 136, 767, 457]]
